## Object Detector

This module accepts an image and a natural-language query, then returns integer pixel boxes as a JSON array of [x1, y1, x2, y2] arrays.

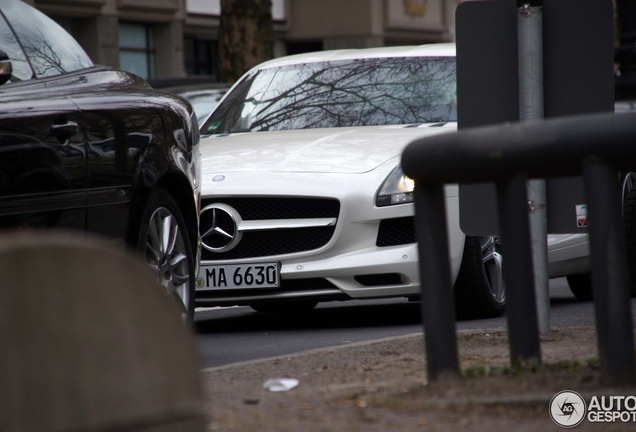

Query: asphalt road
[[193, 277, 635, 369]]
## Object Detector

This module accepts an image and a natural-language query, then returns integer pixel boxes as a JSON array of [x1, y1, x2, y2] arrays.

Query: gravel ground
[[200, 326, 636, 431]]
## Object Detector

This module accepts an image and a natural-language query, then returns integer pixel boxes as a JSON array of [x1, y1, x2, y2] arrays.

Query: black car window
[[202, 56, 457, 134], [0, 0, 92, 78], [0, 9, 32, 82]]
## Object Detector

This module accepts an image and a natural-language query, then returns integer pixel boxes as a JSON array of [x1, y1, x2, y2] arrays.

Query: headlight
[[376, 165, 415, 207]]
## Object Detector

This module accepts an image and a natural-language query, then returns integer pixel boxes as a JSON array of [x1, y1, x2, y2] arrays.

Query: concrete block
[[0, 231, 205, 432]]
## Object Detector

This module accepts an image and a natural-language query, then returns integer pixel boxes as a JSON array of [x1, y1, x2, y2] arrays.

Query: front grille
[[202, 226, 336, 260], [201, 197, 340, 220], [201, 197, 340, 260], [376, 216, 416, 247]]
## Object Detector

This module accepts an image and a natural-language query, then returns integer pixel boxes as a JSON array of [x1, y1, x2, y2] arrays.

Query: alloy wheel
[[143, 206, 191, 320], [481, 236, 505, 305]]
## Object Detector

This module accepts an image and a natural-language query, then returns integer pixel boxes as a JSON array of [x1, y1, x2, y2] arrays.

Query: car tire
[[250, 301, 318, 314], [566, 273, 593, 301], [137, 187, 195, 324], [454, 236, 506, 319]]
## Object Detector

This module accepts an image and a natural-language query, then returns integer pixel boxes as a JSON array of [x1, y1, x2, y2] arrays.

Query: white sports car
[[195, 44, 590, 317]]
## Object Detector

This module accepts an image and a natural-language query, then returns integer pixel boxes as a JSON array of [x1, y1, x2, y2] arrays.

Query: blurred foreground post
[[0, 232, 205, 432]]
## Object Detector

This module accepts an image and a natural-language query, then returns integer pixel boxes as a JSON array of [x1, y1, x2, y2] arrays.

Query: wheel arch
[[126, 171, 199, 263]]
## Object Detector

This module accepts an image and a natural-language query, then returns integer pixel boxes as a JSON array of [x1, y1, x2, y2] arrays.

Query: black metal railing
[[402, 111, 636, 384]]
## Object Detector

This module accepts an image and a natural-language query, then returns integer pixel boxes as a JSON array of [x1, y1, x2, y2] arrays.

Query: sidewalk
[[200, 326, 636, 431]]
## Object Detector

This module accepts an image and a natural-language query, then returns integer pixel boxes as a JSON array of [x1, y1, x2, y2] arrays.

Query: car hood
[[199, 124, 456, 175]]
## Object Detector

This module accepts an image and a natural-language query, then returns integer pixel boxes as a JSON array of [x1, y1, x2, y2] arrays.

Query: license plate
[[196, 262, 280, 290]]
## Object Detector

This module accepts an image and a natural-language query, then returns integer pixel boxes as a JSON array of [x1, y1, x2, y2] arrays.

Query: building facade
[[27, 0, 636, 97], [26, 0, 459, 81], [25, 0, 186, 79]]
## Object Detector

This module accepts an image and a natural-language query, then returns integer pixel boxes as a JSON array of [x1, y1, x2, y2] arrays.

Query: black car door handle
[[50, 121, 79, 137]]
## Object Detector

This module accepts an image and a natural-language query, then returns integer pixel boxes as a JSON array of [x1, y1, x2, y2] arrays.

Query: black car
[[0, 0, 200, 321]]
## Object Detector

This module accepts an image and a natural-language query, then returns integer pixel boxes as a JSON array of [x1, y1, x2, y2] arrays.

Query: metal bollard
[[496, 174, 541, 367], [413, 184, 460, 380]]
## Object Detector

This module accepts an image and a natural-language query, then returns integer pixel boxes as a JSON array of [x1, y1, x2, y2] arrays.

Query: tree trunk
[[219, 0, 273, 84]]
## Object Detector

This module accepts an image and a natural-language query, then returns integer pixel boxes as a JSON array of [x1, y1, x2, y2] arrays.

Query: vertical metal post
[[496, 174, 542, 366], [581, 156, 636, 385], [518, 4, 550, 333], [413, 184, 459, 380]]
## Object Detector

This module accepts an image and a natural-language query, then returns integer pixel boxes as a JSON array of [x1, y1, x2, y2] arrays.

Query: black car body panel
[[0, 0, 200, 259], [0, 76, 88, 230]]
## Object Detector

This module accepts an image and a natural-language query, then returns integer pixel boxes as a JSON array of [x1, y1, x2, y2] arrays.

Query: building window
[[184, 37, 217, 77], [119, 23, 156, 79]]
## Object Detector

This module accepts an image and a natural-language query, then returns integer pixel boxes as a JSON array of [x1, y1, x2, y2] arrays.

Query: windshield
[[202, 56, 456, 134]]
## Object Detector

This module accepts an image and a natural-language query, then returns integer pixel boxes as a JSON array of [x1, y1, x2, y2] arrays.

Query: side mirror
[[0, 49, 12, 86]]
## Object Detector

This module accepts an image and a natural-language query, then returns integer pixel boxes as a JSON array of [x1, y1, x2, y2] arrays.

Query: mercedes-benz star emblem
[[200, 203, 243, 252]]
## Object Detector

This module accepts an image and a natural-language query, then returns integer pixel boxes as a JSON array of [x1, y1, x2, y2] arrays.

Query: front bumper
[[547, 233, 590, 278], [196, 242, 422, 307]]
